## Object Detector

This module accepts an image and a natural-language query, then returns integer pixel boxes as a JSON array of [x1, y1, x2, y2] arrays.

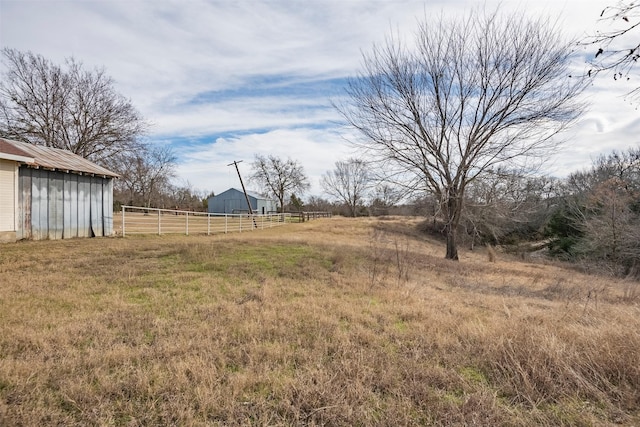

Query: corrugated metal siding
[[103, 179, 113, 235], [256, 199, 278, 214], [90, 177, 102, 237], [0, 160, 16, 232], [227, 198, 248, 213], [63, 174, 75, 238], [32, 169, 48, 240], [209, 188, 260, 214], [80, 176, 92, 237], [17, 168, 32, 239], [16, 167, 114, 240], [48, 172, 64, 239]]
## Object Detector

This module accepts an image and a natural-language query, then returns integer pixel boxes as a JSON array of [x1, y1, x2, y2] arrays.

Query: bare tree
[[305, 195, 334, 213], [110, 146, 176, 208], [369, 184, 404, 216], [321, 158, 371, 217], [580, 177, 639, 267], [582, 2, 640, 101], [335, 9, 586, 259], [164, 182, 209, 211], [250, 154, 310, 212], [0, 48, 146, 165]]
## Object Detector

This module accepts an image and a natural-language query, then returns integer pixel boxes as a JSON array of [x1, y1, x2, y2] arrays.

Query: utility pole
[[227, 160, 257, 228]]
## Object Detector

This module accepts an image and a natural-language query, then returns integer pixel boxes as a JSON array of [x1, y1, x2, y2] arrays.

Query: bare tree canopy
[[0, 48, 146, 165], [321, 158, 371, 217], [108, 145, 176, 208], [250, 154, 310, 212], [582, 2, 640, 101], [336, 9, 587, 259]]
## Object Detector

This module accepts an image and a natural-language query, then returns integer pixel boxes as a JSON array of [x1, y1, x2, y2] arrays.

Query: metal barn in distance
[[0, 137, 118, 242], [208, 188, 278, 215]]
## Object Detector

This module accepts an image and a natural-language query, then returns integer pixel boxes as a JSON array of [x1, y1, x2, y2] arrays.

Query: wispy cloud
[[174, 127, 355, 195], [2, 0, 639, 198]]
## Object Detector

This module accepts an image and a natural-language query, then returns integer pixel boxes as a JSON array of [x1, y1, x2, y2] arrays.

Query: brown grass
[[0, 216, 638, 426]]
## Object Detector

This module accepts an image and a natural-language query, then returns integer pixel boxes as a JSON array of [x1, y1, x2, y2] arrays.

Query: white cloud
[[175, 127, 355, 196], [2, 0, 639, 200], [150, 94, 340, 137], [548, 74, 640, 175]]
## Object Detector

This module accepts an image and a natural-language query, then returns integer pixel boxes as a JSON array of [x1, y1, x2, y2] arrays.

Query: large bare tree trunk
[[445, 224, 459, 260], [444, 192, 461, 260]]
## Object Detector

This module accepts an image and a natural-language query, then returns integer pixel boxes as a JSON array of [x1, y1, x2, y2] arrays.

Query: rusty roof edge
[[21, 162, 120, 179], [0, 152, 35, 164], [0, 137, 119, 178]]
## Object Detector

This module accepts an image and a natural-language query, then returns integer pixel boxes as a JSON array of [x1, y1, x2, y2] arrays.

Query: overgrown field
[[0, 217, 638, 426]]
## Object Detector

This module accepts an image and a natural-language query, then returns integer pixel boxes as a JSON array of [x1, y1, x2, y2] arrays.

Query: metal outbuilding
[[208, 188, 278, 215], [0, 137, 118, 242]]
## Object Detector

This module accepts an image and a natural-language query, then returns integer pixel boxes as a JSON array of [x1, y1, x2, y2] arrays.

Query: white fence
[[118, 206, 291, 236]]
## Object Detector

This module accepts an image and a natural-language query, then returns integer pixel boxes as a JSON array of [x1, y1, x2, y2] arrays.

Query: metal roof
[[0, 137, 118, 178], [214, 187, 274, 201], [0, 138, 34, 163]]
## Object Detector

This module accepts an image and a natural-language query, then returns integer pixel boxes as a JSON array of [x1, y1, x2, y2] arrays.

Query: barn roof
[[213, 188, 274, 201], [0, 138, 34, 163], [0, 137, 118, 178], [247, 190, 273, 201]]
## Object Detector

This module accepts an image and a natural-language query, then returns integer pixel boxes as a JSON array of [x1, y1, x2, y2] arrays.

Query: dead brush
[[367, 228, 390, 289], [367, 230, 416, 289], [393, 236, 416, 285], [486, 244, 497, 263], [622, 279, 640, 303]]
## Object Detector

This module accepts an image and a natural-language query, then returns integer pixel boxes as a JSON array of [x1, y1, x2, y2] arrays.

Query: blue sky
[[1, 0, 639, 198]]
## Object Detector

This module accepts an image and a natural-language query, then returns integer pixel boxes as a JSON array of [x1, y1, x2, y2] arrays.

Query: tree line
[[313, 149, 640, 278]]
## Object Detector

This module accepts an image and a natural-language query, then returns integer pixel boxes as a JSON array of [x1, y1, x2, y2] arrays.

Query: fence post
[[122, 206, 126, 237], [158, 209, 161, 235], [225, 214, 228, 234], [207, 214, 210, 235], [186, 212, 189, 235]]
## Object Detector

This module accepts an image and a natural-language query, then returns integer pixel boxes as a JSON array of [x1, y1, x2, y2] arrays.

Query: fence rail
[[117, 206, 330, 236], [291, 211, 333, 222]]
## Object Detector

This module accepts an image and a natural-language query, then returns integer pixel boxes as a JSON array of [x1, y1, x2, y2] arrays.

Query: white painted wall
[[0, 159, 18, 232]]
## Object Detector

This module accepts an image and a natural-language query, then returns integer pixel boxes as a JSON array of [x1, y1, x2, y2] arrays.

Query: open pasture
[[0, 216, 638, 426]]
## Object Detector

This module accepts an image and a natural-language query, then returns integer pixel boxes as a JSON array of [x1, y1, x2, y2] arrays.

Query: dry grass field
[[0, 216, 638, 426]]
